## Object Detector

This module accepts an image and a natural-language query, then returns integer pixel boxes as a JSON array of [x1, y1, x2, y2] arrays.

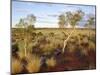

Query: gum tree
[[24, 14, 36, 54], [15, 14, 36, 57], [85, 16, 95, 28], [58, 14, 66, 28], [58, 10, 84, 53], [84, 15, 95, 42]]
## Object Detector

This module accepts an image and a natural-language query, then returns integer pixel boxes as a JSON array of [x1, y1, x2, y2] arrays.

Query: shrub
[[69, 38, 76, 44], [37, 32, 43, 36], [51, 38, 63, 48], [80, 37, 89, 48], [49, 32, 55, 37], [41, 43, 55, 55], [90, 34, 96, 43], [32, 32, 37, 40], [12, 43, 19, 53], [37, 36, 46, 44], [89, 41, 95, 51]]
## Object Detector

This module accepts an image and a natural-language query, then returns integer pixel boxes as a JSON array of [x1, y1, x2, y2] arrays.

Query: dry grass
[[26, 54, 41, 73], [12, 58, 23, 74], [12, 29, 96, 73], [17, 51, 25, 59], [25, 52, 33, 62], [46, 57, 56, 67]]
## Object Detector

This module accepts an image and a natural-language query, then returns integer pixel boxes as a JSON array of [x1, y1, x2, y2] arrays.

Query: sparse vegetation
[[12, 2, 96, 74], [12, 28, 96, 74]]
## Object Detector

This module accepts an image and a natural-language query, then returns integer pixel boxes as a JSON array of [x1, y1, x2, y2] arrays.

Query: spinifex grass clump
[[46, 57, 56, 68], [12, 58, 23, 74], [26, 54, 41, 73]]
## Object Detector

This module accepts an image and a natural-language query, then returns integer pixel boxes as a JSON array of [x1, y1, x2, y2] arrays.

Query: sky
[[12, 0, 96, 28]]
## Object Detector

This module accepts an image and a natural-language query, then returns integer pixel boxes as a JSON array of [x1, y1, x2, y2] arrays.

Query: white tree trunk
[[62, 27, 75, 53], [24, 38, 27, 57]]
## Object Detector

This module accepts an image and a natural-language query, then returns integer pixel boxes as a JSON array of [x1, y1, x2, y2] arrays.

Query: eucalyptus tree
[[58, 14, 66, 28], [15, 18, 26, 34], [16, 18, 25, 28], [85, 16, 95, 28], [84, 15, 95, 42], [15, 14, 36, 57], [27, 14, 36, 26], [15, 18, 27, 57], [24, 14, 36, 54], [61, 10, 84, 53], [15, 18, 26, 41]]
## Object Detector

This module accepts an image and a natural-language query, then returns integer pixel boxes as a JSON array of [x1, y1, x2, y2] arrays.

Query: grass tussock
[[12, 58, 23, 74], [26, 54, 41, 73], [46, 57, 56, 67]]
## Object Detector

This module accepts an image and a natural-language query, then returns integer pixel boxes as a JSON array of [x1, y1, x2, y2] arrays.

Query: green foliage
[[26, 14, 36, 26], [58, 14, 66, 28], [14, 14, 36, 57], [67, 10, 84, 27], [85, 15, 95, 28], [58, 10, 84, 28], [88, 16, 95, 27]]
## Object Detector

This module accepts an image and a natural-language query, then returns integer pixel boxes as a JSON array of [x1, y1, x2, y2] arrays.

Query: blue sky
[[12, 0, 95, 28]]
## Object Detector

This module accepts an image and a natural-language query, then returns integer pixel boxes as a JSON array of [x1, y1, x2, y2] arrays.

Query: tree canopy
[[84, 15, 95, 28], [15, 14, 36, 28], [58, 10, 84, 28]]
